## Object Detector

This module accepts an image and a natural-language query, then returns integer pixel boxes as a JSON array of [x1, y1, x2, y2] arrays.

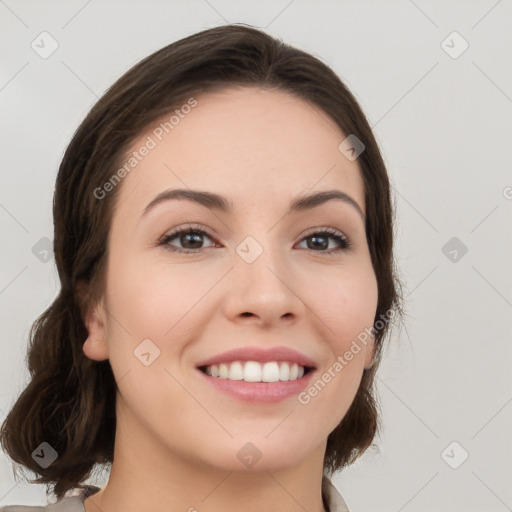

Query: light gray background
[[1, 1, 511, 511]]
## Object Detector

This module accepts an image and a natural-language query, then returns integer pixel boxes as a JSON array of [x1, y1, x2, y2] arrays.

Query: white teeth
[[289, 362, 298, 380], [243, 361, 261, 382], [229, 361, 244, 380], [202, 361, 307, 382], [279, 362, 290, 381], [219, 363, 229, 379], [261, 362, 280, 382]]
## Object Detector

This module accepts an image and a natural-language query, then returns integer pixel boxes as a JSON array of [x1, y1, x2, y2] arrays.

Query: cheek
[[108, 248, 378, 347], [295, 263, 377, 429], [104, 254, 205, 412], [307, 260, 378, 349], [107, 253, 219, 347]]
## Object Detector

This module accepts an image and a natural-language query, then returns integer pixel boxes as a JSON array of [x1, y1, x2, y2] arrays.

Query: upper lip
[[195, 346, 317, 369]]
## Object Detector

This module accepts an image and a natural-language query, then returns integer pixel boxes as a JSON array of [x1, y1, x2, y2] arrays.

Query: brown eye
[[159, 226, 217, 254], [157, 226, 351, 255], [297, 228, 351, 253]]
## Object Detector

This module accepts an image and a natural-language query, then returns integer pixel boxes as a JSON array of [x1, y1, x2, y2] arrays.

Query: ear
[[78, 282, 109, 362], [364, 333, 376, 370]]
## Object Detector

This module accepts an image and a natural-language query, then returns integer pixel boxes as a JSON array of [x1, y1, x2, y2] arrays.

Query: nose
[[221, 242, 305, 327]]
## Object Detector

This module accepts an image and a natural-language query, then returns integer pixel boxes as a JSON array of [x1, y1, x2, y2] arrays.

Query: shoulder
[[0, 496, 79, 512], [322, 475, 351, 512], [0, 486, 100, 512], [0, 507, 45, 512], [0, 502, 48, 512], [0, 496, 83, 512]]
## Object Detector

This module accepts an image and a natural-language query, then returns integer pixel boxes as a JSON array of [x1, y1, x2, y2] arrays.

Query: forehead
[[112, 86, 365, 220]]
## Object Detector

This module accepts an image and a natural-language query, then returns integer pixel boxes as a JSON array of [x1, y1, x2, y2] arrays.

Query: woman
[[0, 23, 403, 512]]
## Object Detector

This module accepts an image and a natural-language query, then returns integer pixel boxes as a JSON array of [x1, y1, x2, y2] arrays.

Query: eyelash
[[157, 224, 352, 255]]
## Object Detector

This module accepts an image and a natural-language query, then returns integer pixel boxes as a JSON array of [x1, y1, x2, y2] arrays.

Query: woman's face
[[84, 86, 378, 473]]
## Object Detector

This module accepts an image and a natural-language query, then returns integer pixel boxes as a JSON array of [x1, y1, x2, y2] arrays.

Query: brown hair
[[0, 23, 404, 500]]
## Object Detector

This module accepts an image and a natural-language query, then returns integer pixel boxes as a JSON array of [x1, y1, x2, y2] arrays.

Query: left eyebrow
[[141, 188, 365, 221]]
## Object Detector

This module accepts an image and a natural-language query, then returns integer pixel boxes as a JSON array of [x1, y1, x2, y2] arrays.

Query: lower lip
[[196, 367, 316, 403]]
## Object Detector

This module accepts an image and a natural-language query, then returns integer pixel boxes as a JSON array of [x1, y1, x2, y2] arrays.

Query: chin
[[199, 435, 317, 473]]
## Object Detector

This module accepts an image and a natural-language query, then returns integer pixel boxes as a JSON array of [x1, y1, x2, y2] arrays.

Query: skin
[[82, 86, 378, 512]]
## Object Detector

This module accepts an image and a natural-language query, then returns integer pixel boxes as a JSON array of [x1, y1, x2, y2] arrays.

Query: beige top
[[0, 475, 349, 512]]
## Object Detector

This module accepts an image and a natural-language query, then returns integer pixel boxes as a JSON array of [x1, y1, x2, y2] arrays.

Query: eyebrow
[[142, 188, 365, 221]]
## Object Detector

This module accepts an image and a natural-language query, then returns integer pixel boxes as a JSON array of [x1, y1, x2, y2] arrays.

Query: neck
[[84, 405, 328, 512]]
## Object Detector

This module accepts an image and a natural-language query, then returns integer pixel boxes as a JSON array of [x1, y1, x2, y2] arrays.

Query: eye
[[296, 228, 352, 254], [157, 225, 352, 255], [158, 224, 217, 254]]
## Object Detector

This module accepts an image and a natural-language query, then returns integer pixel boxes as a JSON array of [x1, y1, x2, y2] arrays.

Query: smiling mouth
[[198, 360, 314, 383]]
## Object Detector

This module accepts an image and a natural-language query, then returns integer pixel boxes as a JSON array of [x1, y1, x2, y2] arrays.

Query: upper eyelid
[[161, 223, 216, 240], [300, 225, 347, 238]]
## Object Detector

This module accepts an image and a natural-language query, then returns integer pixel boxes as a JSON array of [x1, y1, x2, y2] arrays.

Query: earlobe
[[83, 335, 109, 361]]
